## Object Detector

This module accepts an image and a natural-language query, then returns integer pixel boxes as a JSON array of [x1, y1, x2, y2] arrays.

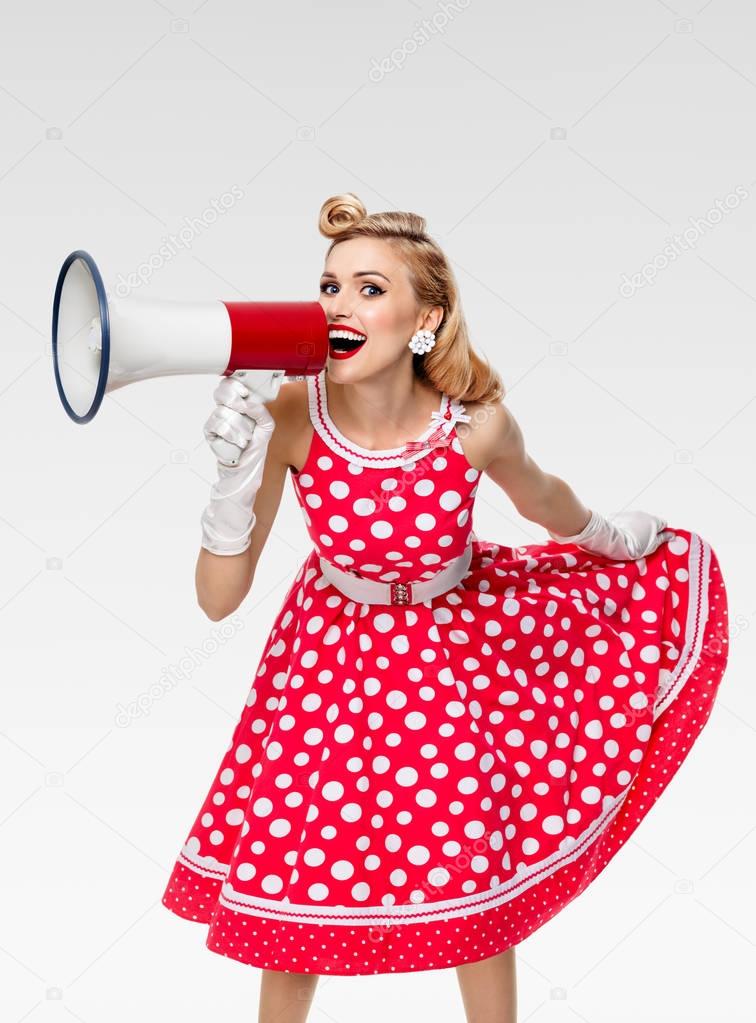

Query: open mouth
[[328, 328, 368, 358]]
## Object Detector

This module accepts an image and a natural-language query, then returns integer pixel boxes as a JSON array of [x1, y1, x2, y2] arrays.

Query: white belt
[[319, 543, 472, 606]]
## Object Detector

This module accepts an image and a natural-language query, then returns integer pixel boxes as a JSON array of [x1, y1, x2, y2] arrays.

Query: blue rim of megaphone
[[52, 249, 110, 424]]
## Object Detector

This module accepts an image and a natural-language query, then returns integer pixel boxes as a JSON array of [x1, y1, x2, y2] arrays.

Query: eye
[[319, 283, 385, 296]]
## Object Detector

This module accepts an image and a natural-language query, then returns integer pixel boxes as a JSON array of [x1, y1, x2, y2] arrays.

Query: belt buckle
[[390, 580, 413, 605]]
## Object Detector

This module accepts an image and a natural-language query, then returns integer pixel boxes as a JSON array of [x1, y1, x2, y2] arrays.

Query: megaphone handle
[[228, 368, 284, 404]]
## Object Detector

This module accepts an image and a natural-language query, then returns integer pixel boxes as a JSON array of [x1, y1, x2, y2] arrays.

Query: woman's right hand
[[199, 375, 277, 556], [203, 375, 276, 468]]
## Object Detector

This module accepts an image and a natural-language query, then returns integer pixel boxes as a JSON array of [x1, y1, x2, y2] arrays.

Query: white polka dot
[[330, 480, 350, 499], [396, 767, 418, 786], [440, 490, 462, 510], [415, 513, 436, 531], [354, 498, 376, 516], [261, 874, 283, 894]]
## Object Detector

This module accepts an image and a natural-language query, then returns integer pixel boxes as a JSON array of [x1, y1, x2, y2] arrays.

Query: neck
[[324, 366, 439, 448]]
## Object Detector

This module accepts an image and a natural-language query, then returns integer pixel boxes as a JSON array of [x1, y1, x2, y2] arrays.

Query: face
[[318, 237, 442, 381]]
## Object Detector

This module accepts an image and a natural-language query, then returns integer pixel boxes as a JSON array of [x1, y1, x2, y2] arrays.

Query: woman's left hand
[[548, 508, 676, 560]]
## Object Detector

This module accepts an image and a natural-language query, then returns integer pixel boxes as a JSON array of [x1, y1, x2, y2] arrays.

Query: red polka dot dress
[[162, 368, 730, 975]]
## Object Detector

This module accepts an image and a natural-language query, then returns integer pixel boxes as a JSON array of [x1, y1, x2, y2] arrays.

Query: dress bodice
[[290, 369, 481, 584]]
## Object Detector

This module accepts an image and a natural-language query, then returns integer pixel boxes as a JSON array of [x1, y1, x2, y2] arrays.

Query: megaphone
[[52, 250, 329, 423]]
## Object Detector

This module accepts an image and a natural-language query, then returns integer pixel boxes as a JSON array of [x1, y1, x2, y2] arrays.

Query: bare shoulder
[[456, 398, 519, 472], [264, 377, 311, 472], [265, 376, 308, 422]]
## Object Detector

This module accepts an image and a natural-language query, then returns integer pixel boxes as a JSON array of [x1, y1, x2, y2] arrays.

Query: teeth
[[329, 329, 366, 342]]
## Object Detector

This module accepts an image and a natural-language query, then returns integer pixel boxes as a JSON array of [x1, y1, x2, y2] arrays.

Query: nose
[[321, 296, 355, 327]]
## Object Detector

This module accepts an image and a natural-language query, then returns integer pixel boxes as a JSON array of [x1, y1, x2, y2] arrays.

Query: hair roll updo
[[318, 192, 504, 405]]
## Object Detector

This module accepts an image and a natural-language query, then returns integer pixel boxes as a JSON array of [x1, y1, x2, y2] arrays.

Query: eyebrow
[[320, 270, 391, 282]]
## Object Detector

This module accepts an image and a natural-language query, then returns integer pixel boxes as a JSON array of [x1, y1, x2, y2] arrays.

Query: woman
[[162, 193, 729, 1022]]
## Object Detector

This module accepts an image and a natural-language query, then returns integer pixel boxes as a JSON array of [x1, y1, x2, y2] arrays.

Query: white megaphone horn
[[52, 250, 329, 423]]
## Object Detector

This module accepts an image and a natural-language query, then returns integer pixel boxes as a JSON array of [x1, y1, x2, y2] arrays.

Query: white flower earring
[[408, 329, 436, 355]]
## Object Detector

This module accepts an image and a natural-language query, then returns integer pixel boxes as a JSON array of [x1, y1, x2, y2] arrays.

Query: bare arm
[[461, 401, 591, 536], [196, 384, 297, 621]]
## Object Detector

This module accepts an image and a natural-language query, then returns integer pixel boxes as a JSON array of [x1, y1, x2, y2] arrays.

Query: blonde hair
[[318, 192, 505, 405]]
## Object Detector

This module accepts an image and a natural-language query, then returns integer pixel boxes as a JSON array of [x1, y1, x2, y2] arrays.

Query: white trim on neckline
[[307, 369, 467, 469]]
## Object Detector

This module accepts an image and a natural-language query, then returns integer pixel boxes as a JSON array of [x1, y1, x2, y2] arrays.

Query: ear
[[420, 305, 444, 334]]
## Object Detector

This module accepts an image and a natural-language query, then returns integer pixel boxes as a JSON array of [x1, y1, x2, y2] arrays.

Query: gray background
[[1, 0, 753, 1019]]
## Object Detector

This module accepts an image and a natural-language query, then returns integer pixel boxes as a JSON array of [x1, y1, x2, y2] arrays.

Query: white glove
[[548, 508, 675, 560], [199, 375, 276, 556]]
